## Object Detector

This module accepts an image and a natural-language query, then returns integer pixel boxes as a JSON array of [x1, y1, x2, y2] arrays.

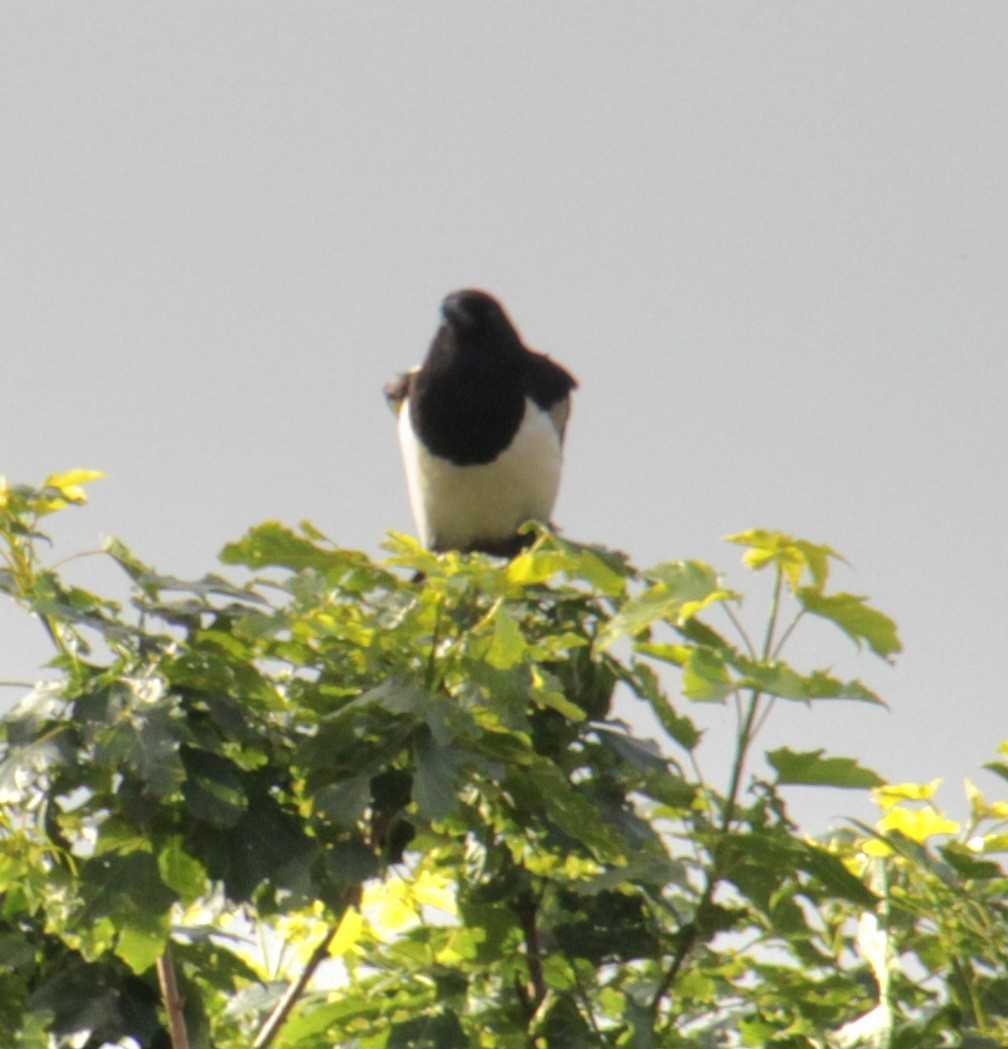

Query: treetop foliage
[[1, 472, 1006, 1049]]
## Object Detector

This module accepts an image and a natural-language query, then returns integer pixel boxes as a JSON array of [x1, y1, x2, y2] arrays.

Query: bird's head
[[440, 289, 522, 355]]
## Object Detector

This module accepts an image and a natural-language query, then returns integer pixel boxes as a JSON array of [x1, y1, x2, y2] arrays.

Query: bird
[[385, 289, 577, 557]]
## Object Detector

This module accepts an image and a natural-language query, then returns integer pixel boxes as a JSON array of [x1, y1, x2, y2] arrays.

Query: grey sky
[[3, 4, 1006, 830]]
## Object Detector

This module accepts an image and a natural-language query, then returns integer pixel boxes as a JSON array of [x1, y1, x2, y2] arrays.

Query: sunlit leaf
[[597, 561, 731, 649], [115, 914, 169, 975], [873, 779, 943, 810], [484, 604, 528, 669], [725, 529, 844, 591], [878, 807, 959, 842], [43, 468, 106, 505]]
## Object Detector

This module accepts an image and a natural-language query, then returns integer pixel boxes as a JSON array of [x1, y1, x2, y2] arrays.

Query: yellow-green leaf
[[485, 605, 528, 669], [44, 468, 106, 504], [797, 589, 901, 660], [879, 807, 959, 842], [725, 530, 844, 591], [873, 778, 942, 811]]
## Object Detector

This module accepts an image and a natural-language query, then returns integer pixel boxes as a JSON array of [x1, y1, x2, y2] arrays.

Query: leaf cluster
[[1, 476, 1006, 1048]]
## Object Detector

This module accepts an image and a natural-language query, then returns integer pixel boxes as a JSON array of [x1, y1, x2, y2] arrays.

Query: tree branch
[[156, 945, 190, 1049], [252, 919, 341, 1049], [515, 891, 547, 1010]]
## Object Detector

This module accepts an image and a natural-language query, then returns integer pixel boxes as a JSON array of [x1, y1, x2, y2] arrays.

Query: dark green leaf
[[388, 1009, 467, 1049], [414, 737, 463, 821], [767, 747, 885, 789], [315, 776, 371, 827], [181, 747, 248, 827]]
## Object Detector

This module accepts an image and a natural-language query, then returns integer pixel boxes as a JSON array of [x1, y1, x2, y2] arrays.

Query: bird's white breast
[[396, 396, 563, 551]]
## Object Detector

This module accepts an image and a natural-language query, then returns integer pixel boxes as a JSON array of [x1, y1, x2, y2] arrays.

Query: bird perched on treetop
[[385, 289, 577, 557]]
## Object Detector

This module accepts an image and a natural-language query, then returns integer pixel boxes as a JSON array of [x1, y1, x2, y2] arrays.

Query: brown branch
[[515, 892, 546, 1010], [156, 945, 190, 1049], [648, 917, 700, 1014], [252, 920, 342, 1049]]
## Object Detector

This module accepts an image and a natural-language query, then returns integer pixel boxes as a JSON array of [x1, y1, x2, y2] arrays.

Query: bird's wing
[[523, 351, 578, 440], [545, 397, 573, 440]]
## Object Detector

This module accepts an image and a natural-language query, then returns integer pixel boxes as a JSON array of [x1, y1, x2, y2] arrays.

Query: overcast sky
[[3, 4, 1006, 831]]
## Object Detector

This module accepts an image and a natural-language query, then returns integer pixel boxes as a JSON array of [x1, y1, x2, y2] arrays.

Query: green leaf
[[222, 521, 379, 584], [594, 727, 668, 773], [627, 661, 702, 750], [157, 839, 207, 903], [725, 529, 844, 591], [597, 561, 731, 649], [94, 697, 186, 796], [522, 761, 622, 856], [339, 677, 430, 717], [767, 747, 885, 788], [484, 604, 528, 669], [42, 468, 106, 505], [533, 532, 635, 595], [796, 589, 901, 660], [734, 659, 886, 705], [682, 647, 735, 703], [388, 1009, 468, 1049], [728, 833, 877, 908], [982, 760, 1008, 784], [414, 736, 463, 821], [793, 840, 877, 906], [314, 777, 371, 827], [180, 747, 248, 827], [506, 549, 569, 586], [115, 913, 169, 974]]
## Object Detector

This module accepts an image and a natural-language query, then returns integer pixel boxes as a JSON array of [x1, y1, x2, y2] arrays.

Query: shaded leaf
[[388, 1010, 468, 1049], [181, 747, 248, 828], [768, 748, 885, 789], [414, 736, 463, 821]]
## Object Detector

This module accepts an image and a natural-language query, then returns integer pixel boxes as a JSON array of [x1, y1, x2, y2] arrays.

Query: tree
[[1, 472, 1006, 1048]]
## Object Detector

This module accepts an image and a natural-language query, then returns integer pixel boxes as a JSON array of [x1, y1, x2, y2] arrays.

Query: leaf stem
[[761, 567, 784, 661], [650, 687, 764, 1017], [722, 602, 756, 658], [424, 596, 445, 692], [771, 610, 805, 661]]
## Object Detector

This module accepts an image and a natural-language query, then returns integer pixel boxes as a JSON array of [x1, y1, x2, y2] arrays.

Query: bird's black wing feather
[[523, 350, 578, 439]]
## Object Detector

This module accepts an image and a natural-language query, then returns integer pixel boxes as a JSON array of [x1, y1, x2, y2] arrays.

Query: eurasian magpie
[[385, 289, 577, 557]]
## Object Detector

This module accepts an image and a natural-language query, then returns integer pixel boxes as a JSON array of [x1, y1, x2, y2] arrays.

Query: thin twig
[[761, 567, 784, 661], [771, 610, 805, 661], [156, 945, 190, 1049], [650, 687, 764, 1016], [721, 602, 756, 658]]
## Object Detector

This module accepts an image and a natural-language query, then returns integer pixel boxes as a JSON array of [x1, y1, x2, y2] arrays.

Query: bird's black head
[[440, 289, 521, 351]]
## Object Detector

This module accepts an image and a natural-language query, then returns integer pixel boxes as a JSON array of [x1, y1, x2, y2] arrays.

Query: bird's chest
[[398, 397, 563, 551]]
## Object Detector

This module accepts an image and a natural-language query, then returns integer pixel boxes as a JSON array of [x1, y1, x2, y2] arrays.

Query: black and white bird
[[385, 289, 577, 557]]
